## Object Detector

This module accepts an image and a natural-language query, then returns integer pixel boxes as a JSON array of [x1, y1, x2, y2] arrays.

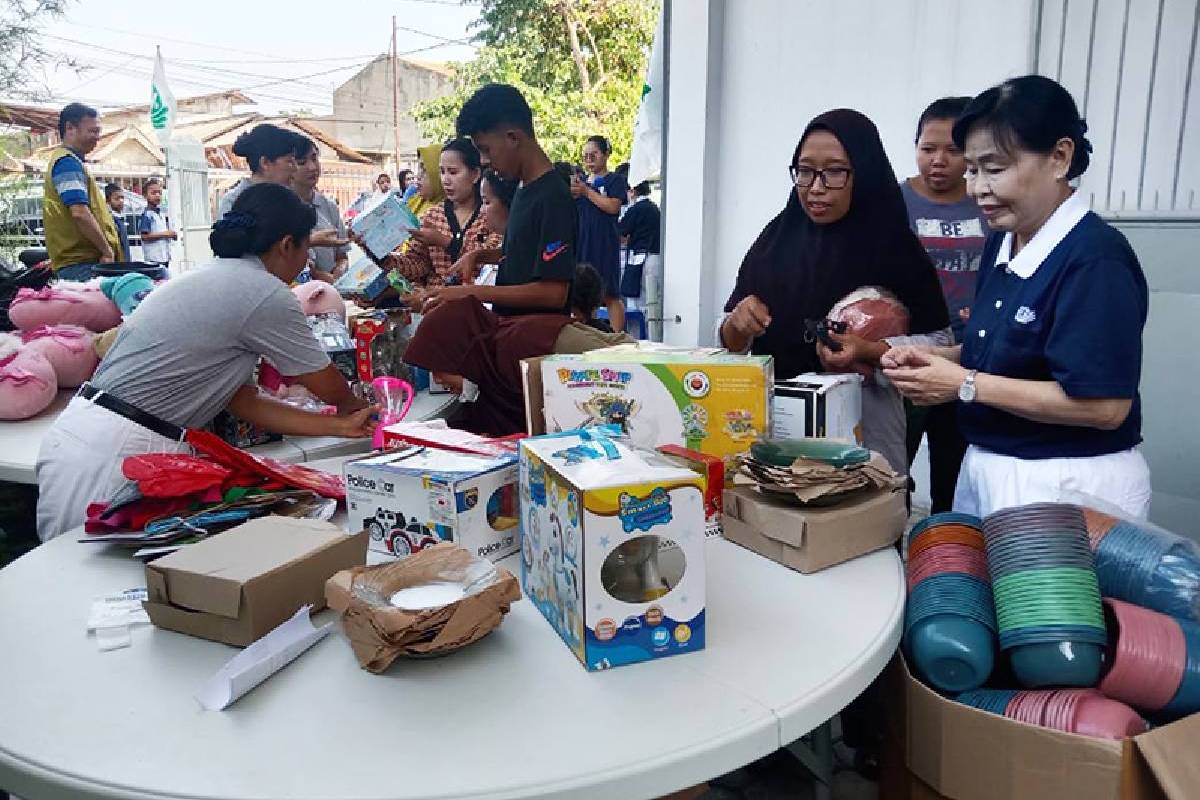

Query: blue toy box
[[519, 429, 707, 671]]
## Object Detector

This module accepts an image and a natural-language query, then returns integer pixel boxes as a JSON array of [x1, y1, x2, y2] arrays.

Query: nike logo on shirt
[[542, 241, 567, 262]]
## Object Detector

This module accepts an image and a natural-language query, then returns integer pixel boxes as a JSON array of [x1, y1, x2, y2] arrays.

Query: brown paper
[[734, 451, 899, 505], [337, 543, 521, 673]]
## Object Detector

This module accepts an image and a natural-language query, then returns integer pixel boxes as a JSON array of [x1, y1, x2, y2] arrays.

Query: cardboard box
[[891, 655, 1196, 800], [772, 373, 863, 442], [531, 345, 774, 463], [520, 430, 706, 670], [721, 482, 905, 573], [143, 517, 367, 647], [308, 314, 357, 385], [351, 309, 413, 384], [656, 444, 725, 538], [344, 448, 520, 562]]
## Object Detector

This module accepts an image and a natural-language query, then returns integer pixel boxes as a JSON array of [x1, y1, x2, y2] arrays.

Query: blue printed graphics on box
[[519, 429, 706, 671], [344, 448, 519, 563]]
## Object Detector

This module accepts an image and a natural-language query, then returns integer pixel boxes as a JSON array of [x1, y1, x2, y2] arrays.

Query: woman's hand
[[421, 284, 469, 314], [309, 229, 349, 248], [883, 351, 969, 405], [728, 295, 772, 340], [452, 250, 478, 283], [330, 405, 380, 439], [410, 225, 451, 249], [570, 176, 587, 199]]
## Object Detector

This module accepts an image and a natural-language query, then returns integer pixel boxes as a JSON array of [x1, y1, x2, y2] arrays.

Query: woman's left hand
[[410, 225, 451, 249], [817, 332, 882, 372], [883, 351, 969, 405]]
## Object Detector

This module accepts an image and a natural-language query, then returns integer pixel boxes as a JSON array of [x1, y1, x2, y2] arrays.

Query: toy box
[[655, 444, 724, 538], [772, 373, 863, 442], [537, 345, 773, 463], [333, 256, 391, 300], [519, 429, 706, 671], [350, 310, 413, 384], [308, 314, 357, 385], [349, 192, 420, 260], [344, 447, 519, 562]]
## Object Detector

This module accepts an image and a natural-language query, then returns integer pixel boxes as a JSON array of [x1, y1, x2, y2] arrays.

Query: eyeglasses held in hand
[[789, 165, 852, 189]]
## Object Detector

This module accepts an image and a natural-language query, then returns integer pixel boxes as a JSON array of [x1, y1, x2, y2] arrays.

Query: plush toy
[[8, 285, 122, 333], [292, 281, 346, 321], [100, 273, 155, 316], [19, 325, 98, 388], [0, 334, 57, 420]]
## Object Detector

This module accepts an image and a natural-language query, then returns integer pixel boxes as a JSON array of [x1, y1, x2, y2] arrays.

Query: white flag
[[150, 46, 176, 146], [628, 7, 665, 187]]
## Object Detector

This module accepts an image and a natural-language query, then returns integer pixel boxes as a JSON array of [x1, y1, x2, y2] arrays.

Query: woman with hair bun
[[216, 123, 306, 220], [884, 74, 1151, 518], [36, 183, 376, 541]]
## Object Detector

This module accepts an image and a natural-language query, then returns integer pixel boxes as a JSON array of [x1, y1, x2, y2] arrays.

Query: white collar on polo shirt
[[994, 191, 1090, 279]]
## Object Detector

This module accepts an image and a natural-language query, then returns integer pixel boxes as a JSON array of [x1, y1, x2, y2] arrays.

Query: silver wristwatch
[[958, 370, 978, 403]]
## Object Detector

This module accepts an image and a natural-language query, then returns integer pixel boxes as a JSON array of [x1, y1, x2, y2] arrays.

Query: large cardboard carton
[[143, 517, 367, 647], [721, 482, 905, 573], [530, 345, 773, 463], [519, 430, 706, 670], [891, 655, 1199, 800], [772, 373, 863, 442], [344, 448, 519, 562]]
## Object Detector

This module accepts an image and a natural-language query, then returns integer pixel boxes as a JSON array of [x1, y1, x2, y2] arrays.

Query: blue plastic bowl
[[1008, 639, 1104, 688], [908, 613, 996, 693], [998, 623, 1109, 649], [1161, 618, 1200, 717], [957, 688, 1017, 715]]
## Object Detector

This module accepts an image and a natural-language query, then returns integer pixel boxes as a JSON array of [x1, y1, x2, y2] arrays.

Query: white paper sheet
[[194, 605, 332, 711]]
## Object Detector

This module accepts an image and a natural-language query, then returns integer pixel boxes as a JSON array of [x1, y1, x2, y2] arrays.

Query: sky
[[28, 0, 482, 116]]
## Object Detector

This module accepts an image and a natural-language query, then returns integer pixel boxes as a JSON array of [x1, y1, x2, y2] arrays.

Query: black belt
[[78, 384, 186, 442]]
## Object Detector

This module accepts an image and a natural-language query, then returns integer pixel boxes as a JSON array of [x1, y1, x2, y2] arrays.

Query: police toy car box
[[538, 345, 773, 466], [344, 447, 519, 562], [519, 429, 706, 671]]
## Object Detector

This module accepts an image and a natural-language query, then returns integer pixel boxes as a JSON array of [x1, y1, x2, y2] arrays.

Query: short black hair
[[953, 75, 1092, 180], [104, 182, 122, 201], [377, 172, 390, 182], [293, 135, 318, 160], [482, 168, 519, 210], [614, 161, 630, 177], [143, 177, 162, 189], [232, 124, 303, 174], [569, 263, 604, 316], [456, 83, 534, 138], [915, 96, 972, 143], [442, 136, 483, 171], [209, 182, 316, 258], [398, 168, 413, 186], [585, 135, 611, 155], [58, 102, 98, 137], [632, 181, 651, 197]]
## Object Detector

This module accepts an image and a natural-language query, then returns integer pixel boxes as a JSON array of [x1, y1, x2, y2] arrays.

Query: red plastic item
[[186, 428, 346, 499], [827, 287, 911, 379], [121, 453, 232, 498]]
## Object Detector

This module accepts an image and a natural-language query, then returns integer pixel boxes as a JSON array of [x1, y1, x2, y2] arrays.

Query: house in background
[[332, 55, 455, 169]]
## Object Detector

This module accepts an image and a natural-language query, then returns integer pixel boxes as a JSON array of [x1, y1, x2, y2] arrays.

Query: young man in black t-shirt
[[420, 84, 576, 317]]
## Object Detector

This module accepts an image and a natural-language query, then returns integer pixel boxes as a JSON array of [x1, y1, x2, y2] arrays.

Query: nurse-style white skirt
[[953, 444, 1151, 519], [36, 396, 190, 542]]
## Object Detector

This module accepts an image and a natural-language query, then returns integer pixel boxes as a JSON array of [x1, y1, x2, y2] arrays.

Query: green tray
[[750, 438, 871, 469]]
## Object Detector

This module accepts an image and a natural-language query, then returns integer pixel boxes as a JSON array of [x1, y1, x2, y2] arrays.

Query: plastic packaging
[[826, 286, 911, 379], [1063, 490, 1200, 623]]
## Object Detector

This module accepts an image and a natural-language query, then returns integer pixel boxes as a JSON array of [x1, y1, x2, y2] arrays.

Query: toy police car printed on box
[[344, 447, 520, 563]]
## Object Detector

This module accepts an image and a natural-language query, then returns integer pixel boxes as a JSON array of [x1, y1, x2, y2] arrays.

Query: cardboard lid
[[144, 517, 349, 620], [1135, 713, 1200, 800]]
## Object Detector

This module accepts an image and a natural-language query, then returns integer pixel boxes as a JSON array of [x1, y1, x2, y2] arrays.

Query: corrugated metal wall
[[1036, 0, 1200, 217]]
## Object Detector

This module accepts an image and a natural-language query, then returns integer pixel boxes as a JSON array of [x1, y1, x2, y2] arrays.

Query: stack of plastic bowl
[[1099, 598, 1187, 714], [1092, 518, 1200, 623], [1081, 508, 1119, 548], [956, 688, 1147, 739], [1162, 615, 1200, 718], [983, 503, 1106, 688], [904, 513, 996, 692]]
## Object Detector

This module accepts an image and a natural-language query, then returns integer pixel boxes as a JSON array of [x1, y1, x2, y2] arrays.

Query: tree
[[0, 0, 71, 101], [413, 0, 657, 165]]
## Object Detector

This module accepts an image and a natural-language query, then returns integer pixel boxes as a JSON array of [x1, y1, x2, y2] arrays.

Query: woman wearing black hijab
[[720, 108, 951, 473]]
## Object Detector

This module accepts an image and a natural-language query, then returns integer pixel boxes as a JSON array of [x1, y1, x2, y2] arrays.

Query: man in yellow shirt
[[42, 103, 120, 281]]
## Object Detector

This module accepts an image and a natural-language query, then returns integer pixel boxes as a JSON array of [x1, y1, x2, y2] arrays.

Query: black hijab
[[724, 108, 949, 379]]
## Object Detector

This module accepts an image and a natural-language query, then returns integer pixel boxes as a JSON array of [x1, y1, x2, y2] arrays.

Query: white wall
[[662, 0, 1037, 346]]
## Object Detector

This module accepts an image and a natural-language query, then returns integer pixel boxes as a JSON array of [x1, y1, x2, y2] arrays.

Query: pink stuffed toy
[[9, 285, 121, 333], [0, 334, 57, 420], [292, 282, 346, 321], [19, 325, 98, 388]]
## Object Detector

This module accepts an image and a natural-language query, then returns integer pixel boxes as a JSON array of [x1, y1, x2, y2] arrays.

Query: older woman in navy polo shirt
[[883, 75, 1150, 519]]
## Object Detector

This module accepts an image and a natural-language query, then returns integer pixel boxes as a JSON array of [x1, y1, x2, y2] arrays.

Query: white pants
[[36, 396, 190, 541], [953, 444, 1152, 519]]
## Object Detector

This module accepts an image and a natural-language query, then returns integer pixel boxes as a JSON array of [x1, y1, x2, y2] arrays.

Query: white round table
[[0, 460, 904, 800]]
